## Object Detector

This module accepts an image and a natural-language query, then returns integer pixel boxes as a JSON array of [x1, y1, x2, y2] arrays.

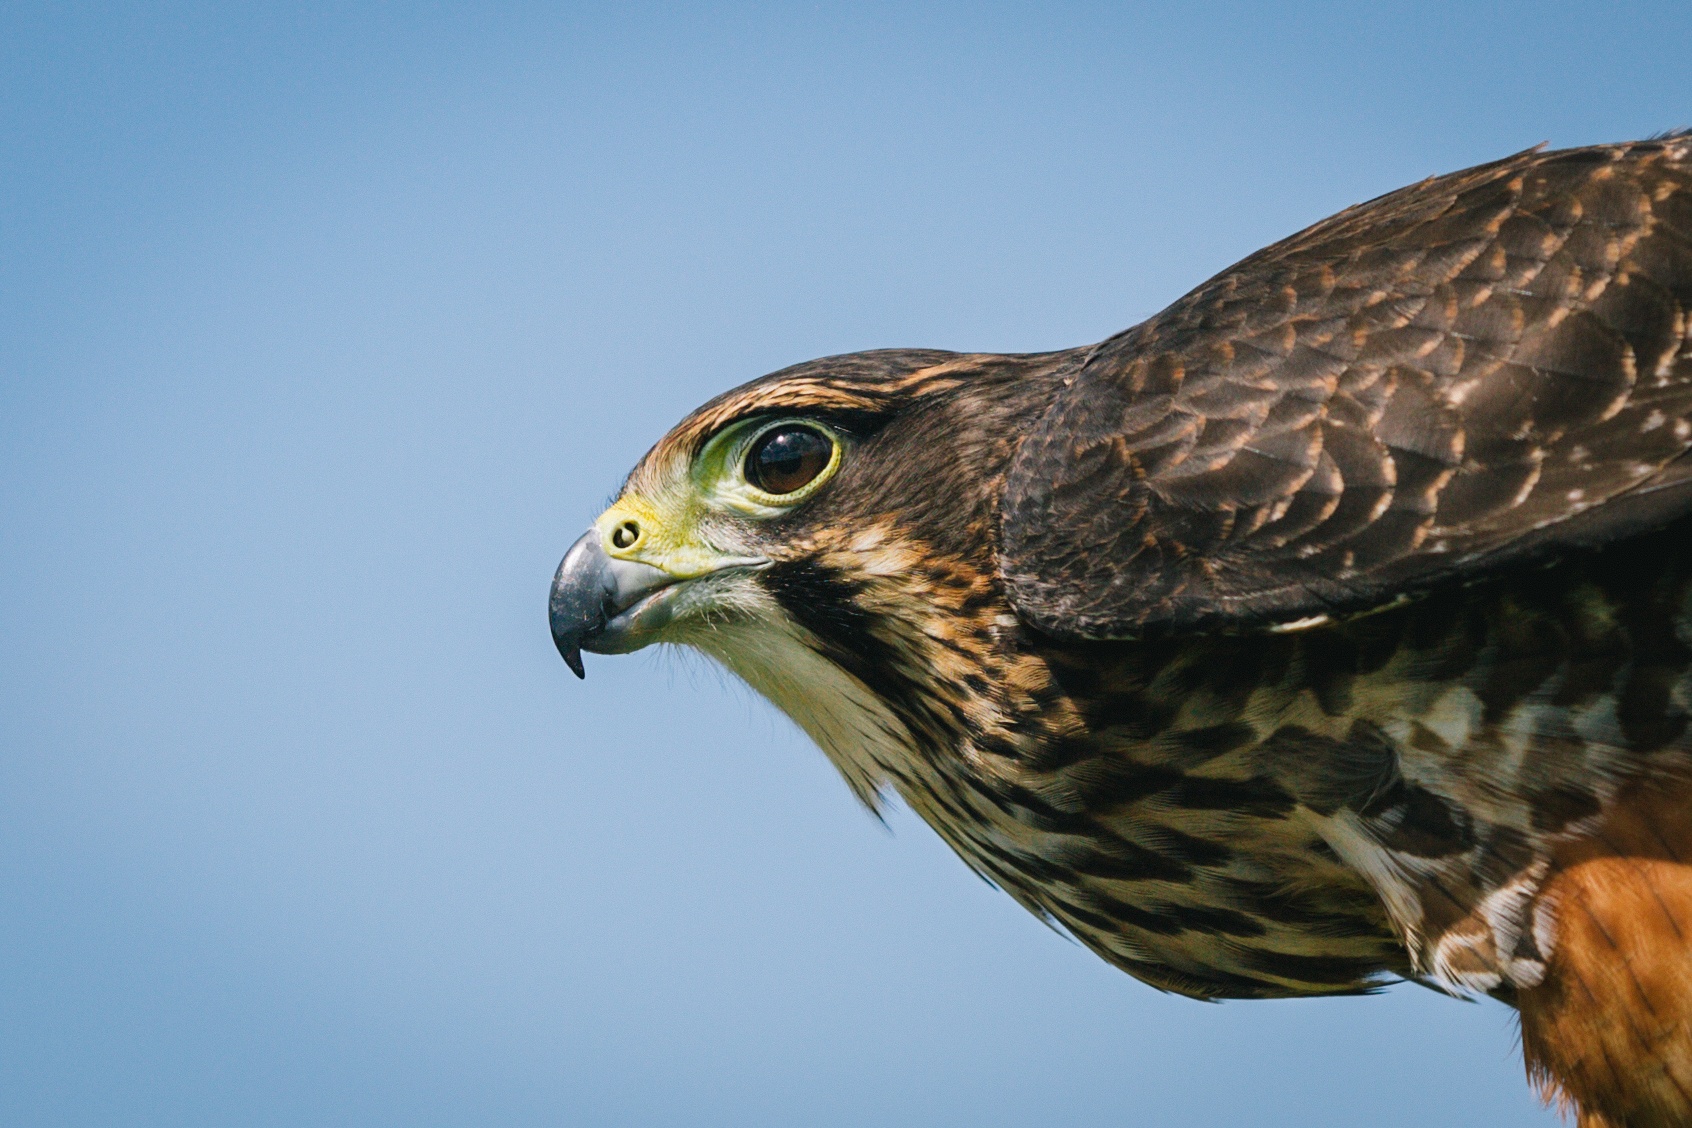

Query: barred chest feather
[[707, 520, 1692, 1002]]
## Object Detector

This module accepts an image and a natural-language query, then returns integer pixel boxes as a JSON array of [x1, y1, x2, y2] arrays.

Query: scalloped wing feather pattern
[[1002, 139, 1692, 639]]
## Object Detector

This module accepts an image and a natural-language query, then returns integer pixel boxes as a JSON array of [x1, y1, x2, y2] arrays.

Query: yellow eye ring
[[744, 423, 835, 495], [694, 417, 845, 515]]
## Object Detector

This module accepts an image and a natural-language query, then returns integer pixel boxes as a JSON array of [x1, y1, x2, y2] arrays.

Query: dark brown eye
[[745, 424, 834, 496]]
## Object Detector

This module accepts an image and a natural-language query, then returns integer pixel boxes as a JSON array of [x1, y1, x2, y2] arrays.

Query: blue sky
[[3, 4, 1688, 1125]]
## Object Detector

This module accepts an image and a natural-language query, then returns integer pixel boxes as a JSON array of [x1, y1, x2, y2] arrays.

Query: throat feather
[[687, 608, 911, 812]]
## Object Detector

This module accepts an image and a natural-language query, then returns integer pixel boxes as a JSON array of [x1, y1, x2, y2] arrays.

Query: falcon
[[551, 136, 1692, 1126]]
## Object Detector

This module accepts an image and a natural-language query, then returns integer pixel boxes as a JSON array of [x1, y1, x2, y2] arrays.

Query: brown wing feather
[[1002, 137, 1692, 639]]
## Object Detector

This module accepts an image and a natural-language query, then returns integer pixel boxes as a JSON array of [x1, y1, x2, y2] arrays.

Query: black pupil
[[746, 426, 832, 495]]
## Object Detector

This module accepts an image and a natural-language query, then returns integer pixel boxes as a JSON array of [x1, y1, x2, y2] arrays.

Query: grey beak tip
[[557, 636, 586, 679], [551, 530, 615, 680]]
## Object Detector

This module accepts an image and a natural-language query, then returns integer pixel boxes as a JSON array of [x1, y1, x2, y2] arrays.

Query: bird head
[[550, 347, 1067, 803]]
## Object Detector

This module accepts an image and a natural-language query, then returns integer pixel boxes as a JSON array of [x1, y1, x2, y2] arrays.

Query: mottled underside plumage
[[560, 135, 1692, 1126]]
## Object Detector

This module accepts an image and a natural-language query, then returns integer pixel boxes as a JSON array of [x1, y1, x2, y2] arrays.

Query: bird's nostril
[[611, 520, 640, 549]]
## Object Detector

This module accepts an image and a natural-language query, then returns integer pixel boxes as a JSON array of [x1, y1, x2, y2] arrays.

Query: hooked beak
[[548, 530, 677, 679]]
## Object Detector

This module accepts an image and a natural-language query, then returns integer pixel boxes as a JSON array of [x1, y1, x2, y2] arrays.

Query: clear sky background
[[3, 4, 1689, 1126]]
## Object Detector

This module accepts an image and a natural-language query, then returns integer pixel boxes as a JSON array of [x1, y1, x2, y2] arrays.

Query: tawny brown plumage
[[1519, 778, 1692, 1126], [552, 135, 1692, 1125]]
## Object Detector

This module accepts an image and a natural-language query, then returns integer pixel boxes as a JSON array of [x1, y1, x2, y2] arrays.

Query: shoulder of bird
[[552, 135, 1692, 1125]]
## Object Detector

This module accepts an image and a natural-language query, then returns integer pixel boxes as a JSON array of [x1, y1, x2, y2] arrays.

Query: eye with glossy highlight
[[744, 424, 835, 496]]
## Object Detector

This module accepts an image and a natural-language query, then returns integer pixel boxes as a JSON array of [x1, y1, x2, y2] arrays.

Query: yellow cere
[[592, 493, 721, 580]]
